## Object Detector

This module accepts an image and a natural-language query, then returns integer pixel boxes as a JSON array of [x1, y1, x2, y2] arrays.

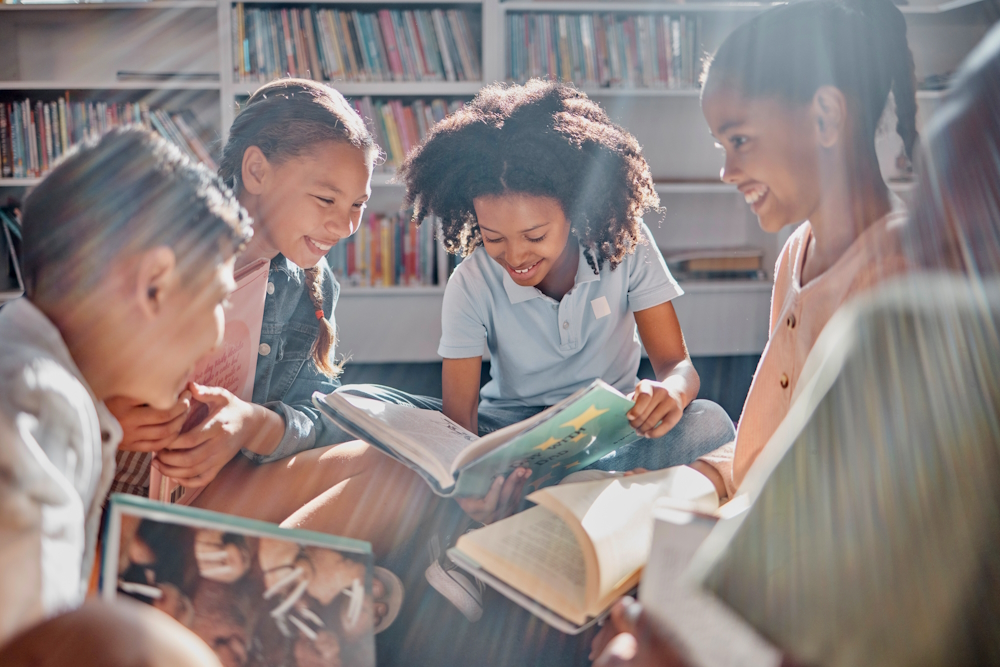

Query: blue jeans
[[331, 384, 734, 472]]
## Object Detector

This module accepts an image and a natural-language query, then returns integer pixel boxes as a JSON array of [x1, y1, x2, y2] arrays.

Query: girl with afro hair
[[399, 80, 735, 522]]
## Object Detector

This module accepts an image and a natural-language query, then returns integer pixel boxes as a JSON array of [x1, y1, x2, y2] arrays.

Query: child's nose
[[720, 153, 741, 184]]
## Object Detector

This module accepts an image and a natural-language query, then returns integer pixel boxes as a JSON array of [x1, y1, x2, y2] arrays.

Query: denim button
[[267, 282, 275, 295], [259, 343, 271, 356]]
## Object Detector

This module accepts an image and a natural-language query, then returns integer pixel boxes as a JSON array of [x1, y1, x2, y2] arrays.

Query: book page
[[529, 467, 719, 611], [455, 506, 590, 625], [325, 393, 477, 487]]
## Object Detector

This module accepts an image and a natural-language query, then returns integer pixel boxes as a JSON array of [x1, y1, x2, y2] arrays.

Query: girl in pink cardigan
[[690, 0, 916, 501]]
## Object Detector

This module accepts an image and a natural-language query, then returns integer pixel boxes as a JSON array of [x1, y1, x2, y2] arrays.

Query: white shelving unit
[[2, 0, 994, 361]]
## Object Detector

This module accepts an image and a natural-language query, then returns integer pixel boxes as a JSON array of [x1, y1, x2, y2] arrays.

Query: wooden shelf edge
[[0, 178, 41, 187], [0, 80, 221, 91], [678, 280, 772, 294], [338, 286, 445, 296], [499, 0, 987, 15], [0, 1, 215, 10], [230, 81, 483, 96]]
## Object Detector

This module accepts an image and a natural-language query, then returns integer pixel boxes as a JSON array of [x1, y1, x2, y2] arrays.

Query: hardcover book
[[447, 467, 719, 633], [102, 494, 376, 667], [312, 379, 642, 498]]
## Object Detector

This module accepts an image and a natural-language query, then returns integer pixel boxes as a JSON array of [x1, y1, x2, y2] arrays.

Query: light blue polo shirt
[[438, 222, 683, 408]]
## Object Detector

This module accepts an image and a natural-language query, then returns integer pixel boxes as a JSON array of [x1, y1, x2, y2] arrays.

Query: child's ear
[[812, 86, 847, 150], [241, 145, 271, 196], [135, 246, 177, 319]]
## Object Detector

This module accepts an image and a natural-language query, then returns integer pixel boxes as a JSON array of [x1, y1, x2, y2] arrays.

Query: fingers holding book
[[456, 467, 533, 524]]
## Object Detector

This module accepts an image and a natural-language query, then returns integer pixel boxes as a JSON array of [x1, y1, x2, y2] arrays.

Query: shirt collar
[[1, 299, 123, 447], [500, 243, 601, 305], [270, 254, 305, 283]]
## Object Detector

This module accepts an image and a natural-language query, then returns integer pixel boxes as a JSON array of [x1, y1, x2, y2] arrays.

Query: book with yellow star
[[311, 379, 641, 497]]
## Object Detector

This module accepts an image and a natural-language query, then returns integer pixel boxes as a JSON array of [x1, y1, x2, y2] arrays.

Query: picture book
[[149, 258, 270, 505], [102, 494, 377, 667], [312, 379, 641, 498], [445, 467, 720, 634]]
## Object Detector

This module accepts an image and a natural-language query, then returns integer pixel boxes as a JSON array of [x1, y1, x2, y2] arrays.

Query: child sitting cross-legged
[[397, 80, 736, 522]]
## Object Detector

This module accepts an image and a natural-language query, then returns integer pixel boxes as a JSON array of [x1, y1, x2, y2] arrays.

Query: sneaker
[[424, 534, 484, 623]]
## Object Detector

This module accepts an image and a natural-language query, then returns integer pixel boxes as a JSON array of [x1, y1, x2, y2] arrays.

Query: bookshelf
[[2, 0, 994, 362]]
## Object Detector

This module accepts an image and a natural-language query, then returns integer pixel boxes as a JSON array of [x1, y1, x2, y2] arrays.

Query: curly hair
[[398, 79, 660, 273]]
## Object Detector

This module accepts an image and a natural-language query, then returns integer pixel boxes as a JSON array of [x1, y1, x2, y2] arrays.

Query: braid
[[304, 266, 342, 378]]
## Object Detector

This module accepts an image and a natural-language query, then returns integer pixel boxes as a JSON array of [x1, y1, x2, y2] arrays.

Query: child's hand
[[151, 383, 275, 487], [590, 597, 691, 667], [627, 380, 685, 439], [106, 392, 191, 453], [456, 467, 532, 524]]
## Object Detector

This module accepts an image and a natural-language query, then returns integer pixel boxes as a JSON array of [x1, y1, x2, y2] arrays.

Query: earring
[[148, 286, 158, 299]]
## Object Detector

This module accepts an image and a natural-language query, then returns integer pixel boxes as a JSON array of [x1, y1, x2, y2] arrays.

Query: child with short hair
[[0, 126, 246, 664], [689, 0, 917, 502], [398, 80, 736, 521]]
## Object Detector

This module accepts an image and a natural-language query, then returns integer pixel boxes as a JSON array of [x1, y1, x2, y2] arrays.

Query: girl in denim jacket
[[110, 79, 432, 560]]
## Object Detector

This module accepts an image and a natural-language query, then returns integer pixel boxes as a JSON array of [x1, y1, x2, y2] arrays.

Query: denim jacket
[[246, 255, 342, 464]]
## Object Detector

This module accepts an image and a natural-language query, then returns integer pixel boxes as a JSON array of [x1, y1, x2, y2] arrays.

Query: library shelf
[[0, 178, 42, 187], [498, 0, 989, 15], [0, 1, 216, 9], [230, 81, 483, 97], [0, 80, 222, 91], [677, 279, 772, 295], [338, 285, 446, 296], [655, 181, 735, 194], [236, 0, 479, 4]]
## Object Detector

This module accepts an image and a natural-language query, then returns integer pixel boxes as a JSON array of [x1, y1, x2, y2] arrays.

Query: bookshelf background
[[2, 0, 996, 363]]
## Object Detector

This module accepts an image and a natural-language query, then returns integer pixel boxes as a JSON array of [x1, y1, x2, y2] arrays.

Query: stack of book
[[232, 4, 481, 84], [507, 13, 703, 90], [0, 97, 216, 179], [326, 212, 438, 288], [350, 96, 463, 171], [663, 247, 766, 282]]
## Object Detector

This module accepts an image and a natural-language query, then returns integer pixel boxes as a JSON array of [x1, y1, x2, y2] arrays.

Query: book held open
[[446, 467, 720, 633], [312, 379, 642, 497]]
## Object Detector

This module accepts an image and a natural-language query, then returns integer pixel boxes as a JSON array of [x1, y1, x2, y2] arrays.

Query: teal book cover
[[454, 381, 641, 497]]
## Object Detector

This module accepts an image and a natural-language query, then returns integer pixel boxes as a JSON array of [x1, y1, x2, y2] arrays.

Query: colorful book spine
[[326, 212, 439, 288], [507, 12, 703, 90], [347, 96, 463, 171], [231, 4, 480, 84], [0, 97, 217, 179]]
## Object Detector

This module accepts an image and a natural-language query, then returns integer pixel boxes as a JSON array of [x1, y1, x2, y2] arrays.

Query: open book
[[312, 379, 641, 497], [148, 258, 270, 505], [103, 494, 376, 667], [446, 467, 720, 633]]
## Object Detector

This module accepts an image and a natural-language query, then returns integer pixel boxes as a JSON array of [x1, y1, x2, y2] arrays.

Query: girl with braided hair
[[685, 0, 918, 505], [107, 79, 433, 559]]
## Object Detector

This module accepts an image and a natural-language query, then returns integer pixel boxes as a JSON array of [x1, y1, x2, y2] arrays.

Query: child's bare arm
[[442, 356, 483, 434], [631, 303, 700, 438]]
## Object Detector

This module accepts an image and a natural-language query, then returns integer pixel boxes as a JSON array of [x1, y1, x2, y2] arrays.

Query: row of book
[[663, 247, 766, 281], [232, 4, 481, 85], [0, 97, 216, 180], [349, 97, 463, 171], [326, 211, 439, 287], [508, 13, 704, 90]]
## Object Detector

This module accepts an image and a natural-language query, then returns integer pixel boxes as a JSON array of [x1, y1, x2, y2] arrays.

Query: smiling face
[[472, 193, 577, 289], [245, 140, 372, 268], [702, 84, 823, 234]]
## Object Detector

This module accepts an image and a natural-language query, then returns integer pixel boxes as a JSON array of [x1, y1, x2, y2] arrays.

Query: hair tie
[[315, 310, 324, 321]]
